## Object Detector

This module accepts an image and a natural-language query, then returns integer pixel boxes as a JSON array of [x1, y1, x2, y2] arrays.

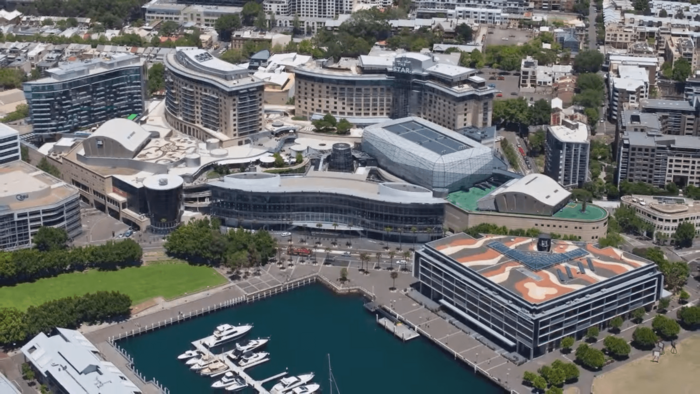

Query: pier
[[190, 337, 286, 394], [377, 317, 420, 341]]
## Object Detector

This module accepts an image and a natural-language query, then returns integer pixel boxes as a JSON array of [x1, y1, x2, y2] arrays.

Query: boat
[[212, 372, 240, 389], [200, 360, 228, 376], [224, 379, 247, 392], [206, 324, 253, 347], [236, 338, 269, 353], [271, 373, 314, 393], [186, 353, 213, 366], [177, 350, 200, 360], [290, 384, 320, 394], [237, 351, 268, 367], [191, 356, 218, 371]]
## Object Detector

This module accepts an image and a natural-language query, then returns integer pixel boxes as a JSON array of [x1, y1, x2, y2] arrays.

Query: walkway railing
[[111, 341, 170, 394]]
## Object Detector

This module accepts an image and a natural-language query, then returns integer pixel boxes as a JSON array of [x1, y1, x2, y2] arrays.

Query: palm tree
[[402, 250, 411, 272], [426, 227, 434, 241], [397, 227, 404, 250], [390, 271, 398, 290], [374, 251, 382, 270], [411, 226, 418, 250], [324, 247, 331, 264], [359, 252, 369, 273], [384, 226, 392, 244], [388, 250, 396, 271]]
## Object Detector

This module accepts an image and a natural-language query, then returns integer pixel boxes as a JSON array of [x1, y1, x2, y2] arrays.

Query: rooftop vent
[[158, 178, 168, 186]]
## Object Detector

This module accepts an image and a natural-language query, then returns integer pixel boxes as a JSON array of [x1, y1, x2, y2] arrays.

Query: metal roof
[[89, 119, 151, 154]]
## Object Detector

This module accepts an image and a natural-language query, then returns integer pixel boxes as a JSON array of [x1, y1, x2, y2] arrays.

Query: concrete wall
[[444, 203, 608, 242]]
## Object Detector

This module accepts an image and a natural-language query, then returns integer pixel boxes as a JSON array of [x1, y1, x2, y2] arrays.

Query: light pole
[[474, 353, 479, 373]]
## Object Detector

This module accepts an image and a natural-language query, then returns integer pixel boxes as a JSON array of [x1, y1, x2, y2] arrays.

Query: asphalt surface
[[588, 5, 597, 48]]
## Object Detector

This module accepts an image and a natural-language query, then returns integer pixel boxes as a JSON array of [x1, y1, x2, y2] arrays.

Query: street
[[588, 5, 597, 48]]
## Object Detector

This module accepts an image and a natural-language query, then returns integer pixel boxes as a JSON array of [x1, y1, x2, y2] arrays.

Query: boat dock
[[377, 317, 420, 341], [191, 337, 285, 393]]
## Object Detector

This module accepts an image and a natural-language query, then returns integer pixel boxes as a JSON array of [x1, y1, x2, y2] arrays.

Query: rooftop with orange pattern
[[427, 233, 652, 304]]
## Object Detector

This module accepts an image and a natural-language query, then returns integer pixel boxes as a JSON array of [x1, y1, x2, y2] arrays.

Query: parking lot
[[483, 26, 534, 47]]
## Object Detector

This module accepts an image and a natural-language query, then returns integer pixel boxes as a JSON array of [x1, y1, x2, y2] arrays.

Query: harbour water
[[119, 284, 502, 394]]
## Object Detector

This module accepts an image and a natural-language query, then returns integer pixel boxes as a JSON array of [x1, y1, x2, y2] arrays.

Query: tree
[[221, 49, 245, 64], [609, 316, 624, 332], [658, 297, 671, 312], [529, 129, 546, 155], [652, 315, 680, 339], [561, 336, 575, 352], [242, 2, 263, 26], [529, 99, 551, 125], [37, 157, 61, 178], [523, 370, 537, 385], [674, 221, 695, 247], [680, 288, 690, 302], [336, 118, 352, 135], [272, 153, 285, 168], [576, 73, 605, 91], [21, 362, 35, 380], [0, 308, 27, 345], [295, 152, 303, 164], [660, 9, 668, 17], [215, 14, 242, 41], [292, 13, 302, 36], [575, 343, 605, 369], [255, 11, 268, 31], [340, 267, 348, 282], [672, 58, 692, 82], [586, 326, 600, 341], [159, 21, 180, 36], [532, 375, 547, 391], [632, 307, 646, 323], [573, 49, 605, 73], [540, 364, 565, 386], [358, 252, 369, 273], [632, 326, 657, 348], [33, 227, 68, 252], [598, 232, 623, 248], [546, 387, 563, 394], [147, 63, 165, 95], [604, 335, 631, 358], [662, 262, 690, 294], [561, 362, 579, 381], [677, 305, 700, 328], [390, 271, 398, 289], [584, 107, 600, 129], [455, 23, 473, 43]]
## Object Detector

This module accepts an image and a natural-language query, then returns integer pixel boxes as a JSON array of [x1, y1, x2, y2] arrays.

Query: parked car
[[342, 251, 351, 256], [281, 232, 291, 236], [123, 230, 133, 238], [496, 93, 503, 97]]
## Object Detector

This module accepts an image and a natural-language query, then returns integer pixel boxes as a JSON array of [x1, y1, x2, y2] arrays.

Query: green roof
[[553, 202, 607, 221], [447, 186, 496, 211], [127, 114, 138, 120]]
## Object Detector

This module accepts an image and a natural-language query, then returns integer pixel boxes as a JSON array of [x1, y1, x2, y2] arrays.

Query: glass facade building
[[362, 117, 507, 192], [23, 55, 146, 134]]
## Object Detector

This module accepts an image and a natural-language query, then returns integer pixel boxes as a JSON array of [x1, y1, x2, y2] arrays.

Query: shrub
[[523, 370, 537, 384], [532, 375, 547, 391], [609, 316, 624, 331], [21, 363, 34, 380], [677, 305, 700, 328], [575, 343, 605, 369], [658, 297, 671, 312], [561, 336, 574, 352], [603, 335, 631, 358], [632, 326, 657, 348], [679, 289, 690, 302], [632, 307, 646, 323], [586, 326, 600, 340], [652, 315, 680, 339]]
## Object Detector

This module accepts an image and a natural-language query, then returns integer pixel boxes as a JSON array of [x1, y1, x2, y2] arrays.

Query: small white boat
[[236, 338, 269, 353], [186, 353, 213, 366], [237, 351, 268, 367], [290, 384, 320, 394], [177, 350, 200, 360], [224, 380, 247, 392], [191, 356, 217, 371], [206, 324, 253, 347], [271, 373, 314, 393], [200, 360, 228, 376]]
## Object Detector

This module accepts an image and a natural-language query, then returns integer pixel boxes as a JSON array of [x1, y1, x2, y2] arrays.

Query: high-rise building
[[640, 99, 698, 136], [544, 119, 590, 188], [164, 48, 264, 147], [0, 124, 20, 165], [23, 54, 146, 134]]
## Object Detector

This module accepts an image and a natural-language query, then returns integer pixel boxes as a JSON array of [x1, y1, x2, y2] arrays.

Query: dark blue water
[[119, 284, 502, 394]]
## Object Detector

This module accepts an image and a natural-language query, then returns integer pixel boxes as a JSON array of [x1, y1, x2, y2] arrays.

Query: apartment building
[[294, 52, 498, 131], [230, 30, 291, 50], [664, 36, 699, 71], [640, 99, 698, 136], [415, 0, 531, 13], [520, 56, 538, 90], [164, 48, 264, 147], [262, 0, 354, 18], [605, 25, 638, 49], [453, 7, 504, 24], [685, 70, 700, 104], [0, 124, 20, 165], [608, 65, 649, 122], [622, 195, 700, 240], [616, 130, 700, 188], [545, 119, 590, 188], [607, 55, 658, 86], [23, 54, 146, 134]]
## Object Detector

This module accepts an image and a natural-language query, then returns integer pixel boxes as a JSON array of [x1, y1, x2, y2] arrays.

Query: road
[[501, 130, 535, 175], [588, 5, 597, 48]]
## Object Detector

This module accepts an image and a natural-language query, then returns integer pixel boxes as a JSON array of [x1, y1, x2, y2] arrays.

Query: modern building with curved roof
[[82, 119, 152, 158], [362, 117, 506, 192], [164, 48, 264, 147], [208, 170, 445, 241], [477, 174, 572, 216]]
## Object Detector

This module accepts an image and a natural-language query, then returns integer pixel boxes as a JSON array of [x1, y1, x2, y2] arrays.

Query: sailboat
[[327, 354, 340, 394]]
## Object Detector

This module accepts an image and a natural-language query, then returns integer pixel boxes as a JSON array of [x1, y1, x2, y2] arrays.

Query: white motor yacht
[[224, 379, 247, 392], [212, 372, 247, 390], [191, 356, 217, 371], [271, 373, 314, 393], [236, 338, 269, 353], [237, 351, 268, 367], [290, 384, 320, 394], [206, 324, 253, 347], [186, 353, 213, 366], [200, 360, 228, 376], [177, 350, 200, 360]]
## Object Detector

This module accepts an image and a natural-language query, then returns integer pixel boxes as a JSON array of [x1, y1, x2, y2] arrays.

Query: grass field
[[0, 262, 227, 311], [593, 335, 700, 394]]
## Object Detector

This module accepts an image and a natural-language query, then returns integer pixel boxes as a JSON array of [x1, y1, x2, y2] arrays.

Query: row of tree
[[492, 98, 552, 130], [18, 0, 144, 29], [464, 223, 581, 241], [164, 218, 277, 270], [523, 359, 579, 392], [0, 291, 131, 346], [631, 247, 690, 294], [573, 73, 605, 131], [0, 234, 142, 286]]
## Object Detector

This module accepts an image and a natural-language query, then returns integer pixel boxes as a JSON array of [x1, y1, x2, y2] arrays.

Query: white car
[[281, 232, 291, 236], [342, 251, 351, 256]]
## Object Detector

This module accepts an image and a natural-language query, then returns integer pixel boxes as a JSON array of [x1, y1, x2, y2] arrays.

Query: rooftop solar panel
[[487, 241, 590, 271], [577, 261, 586, 274], [565, 265, 574, 279], [587, 258, 595, 272], [556, 269, 567, 283], [383, 121, 471, 155]]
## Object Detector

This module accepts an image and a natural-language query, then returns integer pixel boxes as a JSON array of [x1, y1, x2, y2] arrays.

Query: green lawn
[[0, 262, 227, 311]]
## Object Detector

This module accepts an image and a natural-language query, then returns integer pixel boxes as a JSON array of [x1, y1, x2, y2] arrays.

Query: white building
[[22, 328, 140, 394], [621, 194, 700, 240], [545, 119, 590, 188], [0, 124, 20, 164], [609, 65, 650, 121], [453, 7, 504, 24]]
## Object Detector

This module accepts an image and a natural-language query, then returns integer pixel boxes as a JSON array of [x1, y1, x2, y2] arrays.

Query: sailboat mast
[[328, 354, 333, 394]]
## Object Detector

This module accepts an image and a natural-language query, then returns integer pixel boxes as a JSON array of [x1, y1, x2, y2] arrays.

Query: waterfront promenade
[[14, 257, 697, 394]]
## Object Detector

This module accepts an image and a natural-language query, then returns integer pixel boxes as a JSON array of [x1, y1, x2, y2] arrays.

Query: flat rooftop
[[447, 186, 496, 211], [553, 201, 607, 220], [622, 194, 700, 215], [0, 160, 78, 211], [383, 120, 470, 154], [548, 121, 588, 143], [427, 233, 651, 304]]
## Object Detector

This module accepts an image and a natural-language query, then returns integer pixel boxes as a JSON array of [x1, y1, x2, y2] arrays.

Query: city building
[[229, 30, 292, 51], [362, 117, 506, 192], [452, 7, 504, 23], [684, 70, 700, 104], [414, 233, 663, 358], [445, 174, 609, 241], [640, 98, 698, 136], [664, 36, 699, 71], [520, 56, 538, 90], [615, 110, 663, 149], [621, 194, 700, 240], [604, 25, 639, 49], [0, 372, 21, 394], [0, 160, 81, 250], [23, 54, 146, 134], [164, 48, 264, 147], [545, 120, 590, 188], [616, 130, 700, 188], [21, 328, 141, 394], [554, 28, 580, 54], [608, 65, 649, 121], [0, 124, 21, 164], [208, 170, 445, 242], [606, 55, 658, 86], [294, 52, 498, 131], [415, 0, 529, 13]]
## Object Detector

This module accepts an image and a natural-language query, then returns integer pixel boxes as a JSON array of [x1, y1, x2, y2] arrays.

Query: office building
[[22, 328, 140, 394], [414, 233, 663, 358], [545, 120, 590, 188], [164, 48, 264, 147], [209, 171, 445, 242], [362, 117, 506, 192], [23, 54, 146, 134], [621, 195, 700, 240], [0, 372, 20, 394], [0, 160, 81, 250], [0, 124, 20, 164], [684, 70, 700, 104], [640, 99, 698, 136], [445, 174, 609, 241], [415, 0, 529, 13], [294, 52, 498, 131], [616, 130, 700, 188]]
